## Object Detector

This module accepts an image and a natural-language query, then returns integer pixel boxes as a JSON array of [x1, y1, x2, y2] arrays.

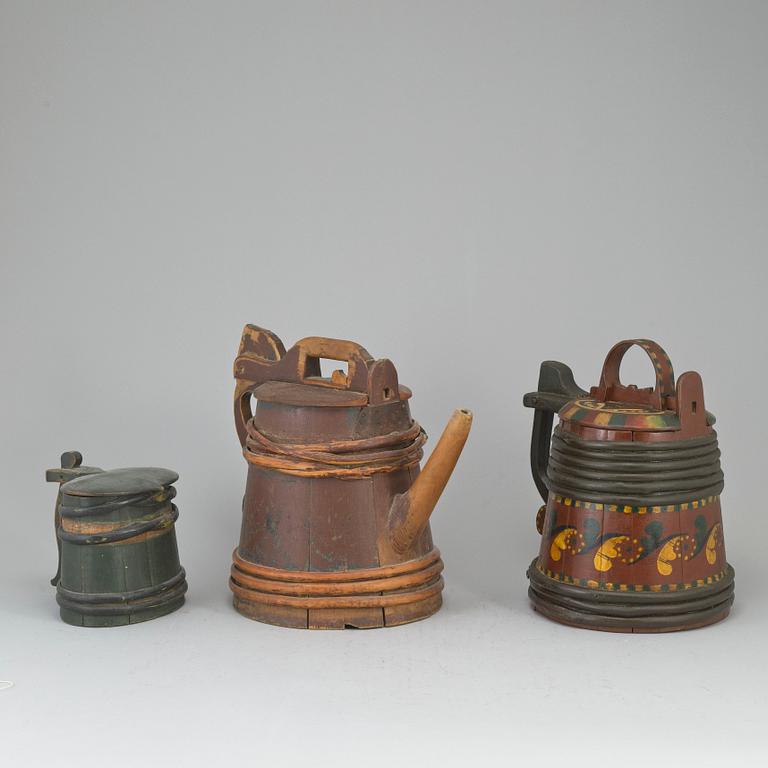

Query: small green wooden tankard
[[47, 452, 187, 627]]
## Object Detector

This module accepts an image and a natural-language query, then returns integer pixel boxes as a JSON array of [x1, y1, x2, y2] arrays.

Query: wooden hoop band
[[231, 560, 444, 597], [242, 453, 423, 477], [230, 549, 444, 610], [232, 548, 441, 582], [243, 421, 426, 478]]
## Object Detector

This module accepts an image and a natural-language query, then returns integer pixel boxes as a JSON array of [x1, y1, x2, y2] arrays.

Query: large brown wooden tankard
[[524, 339, 734, 632], [230, 325, 472, 629]]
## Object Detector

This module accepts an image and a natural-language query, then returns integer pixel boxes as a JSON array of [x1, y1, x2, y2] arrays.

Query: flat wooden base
[[527, 558, 735, 633], [230, 549, 444, 629], [233, 594, 443, 629]]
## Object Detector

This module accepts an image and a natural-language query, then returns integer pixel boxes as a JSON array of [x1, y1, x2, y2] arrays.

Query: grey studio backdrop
[[1, 2, 766, 765]]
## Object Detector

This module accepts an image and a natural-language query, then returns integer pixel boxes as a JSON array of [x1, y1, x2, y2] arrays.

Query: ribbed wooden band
[[547, 429, 724, 505], [231, 559, 444, 597], [231, 549, 444, 609], [232, 548, 441, 582], [229, 575, 444, 610]]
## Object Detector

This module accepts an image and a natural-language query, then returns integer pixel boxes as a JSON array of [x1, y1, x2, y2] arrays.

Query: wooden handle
[[523, 361, 587, 503], [293, 336, 373, 390], [592, 339, 675, 410], [234, 329, 374, 391], [233, 325, 287, 447]]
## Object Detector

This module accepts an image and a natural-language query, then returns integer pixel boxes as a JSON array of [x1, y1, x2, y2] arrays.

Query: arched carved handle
[[293, 336, 374, 391], [592, 339, 675, 410], [233, 325, 287, 447]]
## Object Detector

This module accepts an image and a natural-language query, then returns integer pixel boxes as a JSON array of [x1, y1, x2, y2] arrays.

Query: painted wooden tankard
[[47, 451, 187, 627], [524, 339, 734, 632], [230, 325, 472, 629]]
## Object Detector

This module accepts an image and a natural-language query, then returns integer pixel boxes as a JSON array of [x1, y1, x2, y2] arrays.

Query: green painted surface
[[57, 486, 186, 627]]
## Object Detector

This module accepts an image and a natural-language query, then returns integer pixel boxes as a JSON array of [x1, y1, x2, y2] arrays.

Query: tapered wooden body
[[47, 453, 187, 627], [524, 339, 734, 632], [230, 326, 471, 629]]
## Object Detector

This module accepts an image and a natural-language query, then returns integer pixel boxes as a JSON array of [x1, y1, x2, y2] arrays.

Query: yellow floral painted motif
[[655, 534, 694, 576], [657, 534, 700, 575], [706, 524, 721, 565], [593, 536, 630, 572], [656, 537, 681, 576], [550, 528, 577, 561]]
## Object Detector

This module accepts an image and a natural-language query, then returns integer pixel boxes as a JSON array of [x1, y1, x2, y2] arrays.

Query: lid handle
[[591, 339, 675, 410], [291, 338, 401, 405], [294, 336, 374, 391]]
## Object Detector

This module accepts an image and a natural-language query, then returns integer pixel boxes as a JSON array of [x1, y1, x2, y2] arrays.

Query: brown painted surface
[[308, 477, 378, 572], [239, 467, 310, 570]]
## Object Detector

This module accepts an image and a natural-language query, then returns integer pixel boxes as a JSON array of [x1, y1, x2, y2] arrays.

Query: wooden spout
[[388, 409, 473, 555]]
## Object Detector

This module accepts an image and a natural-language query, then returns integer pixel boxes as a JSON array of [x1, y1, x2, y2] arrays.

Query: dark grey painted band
[[60, 486, 176, 518], [546, 429, 724, 505], [527, 559, 735, 631], [56, 569, 187, 615]]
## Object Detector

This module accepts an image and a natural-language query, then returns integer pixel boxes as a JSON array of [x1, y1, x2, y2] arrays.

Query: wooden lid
[[559, 339, 712, 439], [252, 380, 412, 408], [62, 467, 178, 497], [233, 327, 416, 444], [559, 398, 680, 431]]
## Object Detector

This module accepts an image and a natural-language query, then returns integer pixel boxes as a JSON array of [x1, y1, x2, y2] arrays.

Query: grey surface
[[1, 2, 766, 765]]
